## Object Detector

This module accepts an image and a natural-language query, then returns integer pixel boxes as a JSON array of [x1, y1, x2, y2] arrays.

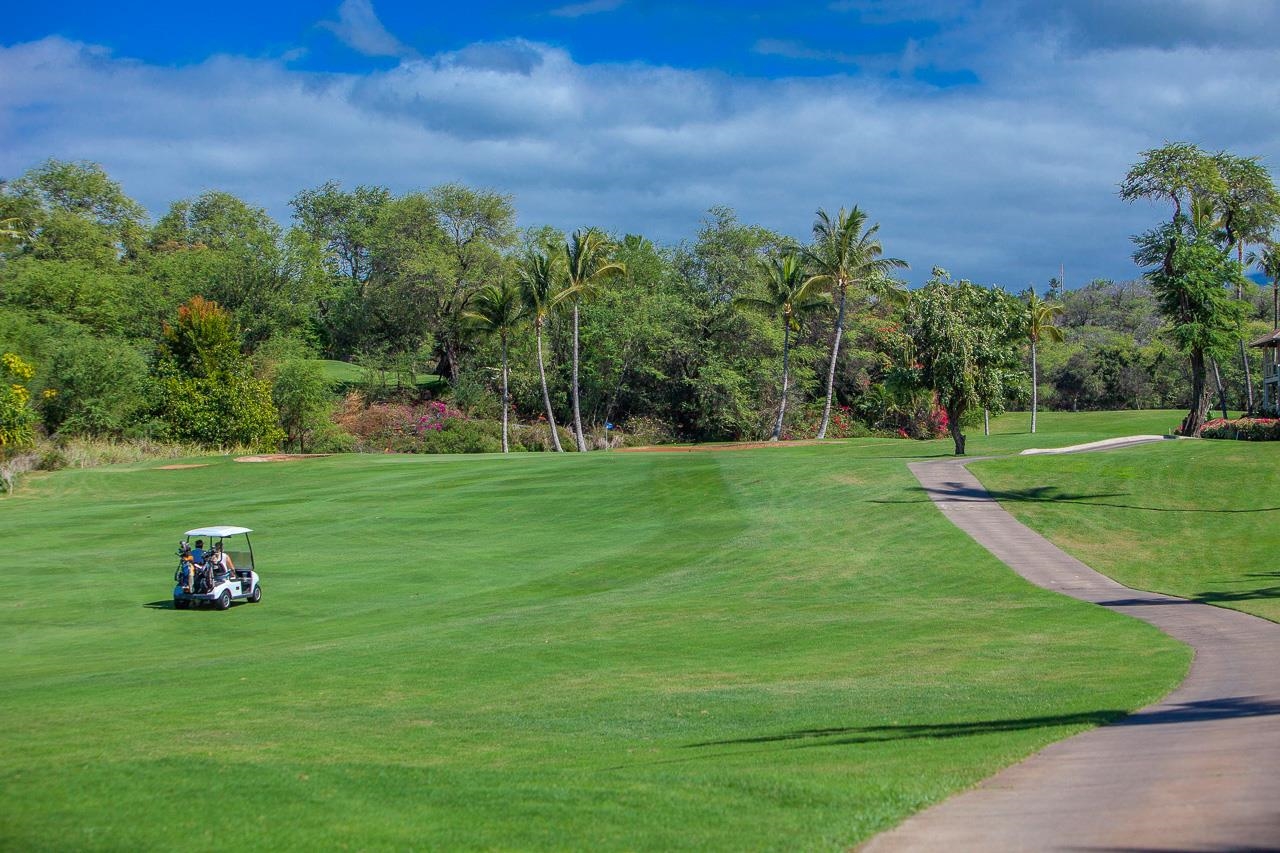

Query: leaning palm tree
[[735, 253, 826, 440], [463, 279, 525, 454], [803, 207, 908, 438], [518, 245, 566, 452], [554, 229, 625, 452], [1026, 290, 1065, 434]]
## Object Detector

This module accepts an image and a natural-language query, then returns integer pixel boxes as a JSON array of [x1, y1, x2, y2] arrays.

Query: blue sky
[[5, 1, 1280, 287]]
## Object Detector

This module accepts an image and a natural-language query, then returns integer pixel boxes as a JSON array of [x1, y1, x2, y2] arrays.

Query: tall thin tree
[[463, 280, 525, 454], [803, 207, 907, 439], [1026, 290, 1065, 434], [518, 246, 566, 452], [555, 229, 625, 452], [735, 253, 826, 440]]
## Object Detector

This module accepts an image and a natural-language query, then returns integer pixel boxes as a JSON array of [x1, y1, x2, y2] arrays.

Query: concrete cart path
[[863, 449, 1280, 852]]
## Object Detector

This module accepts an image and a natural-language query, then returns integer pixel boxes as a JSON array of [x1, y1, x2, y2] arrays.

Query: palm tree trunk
[[571, 300, 587, 452], [1031, 340, 1038, 434], [772, 321, 791, 441], [1241, 341, 1255, 414], [1237, 242, 1254, 413], [983, 408, 989, 436], [500, 334, 509, 454], [817, 285, 847, 440], [1211, 357, 1228, 419], [535, 323, 563, 452]]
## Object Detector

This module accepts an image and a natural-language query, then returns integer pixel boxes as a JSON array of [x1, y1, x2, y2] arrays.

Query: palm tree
[[735, 253, 826, 440], [1247, 240, 1280, 330], [554, 229, 625, 452], [518, 245, 566, 452], [463, 280, 525, 453], [803, 207, 908, 439], [1026, 290, 1065, 434]]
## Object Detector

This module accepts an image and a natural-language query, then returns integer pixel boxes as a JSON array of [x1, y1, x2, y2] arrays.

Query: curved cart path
[[863, 449, 1280, 852]]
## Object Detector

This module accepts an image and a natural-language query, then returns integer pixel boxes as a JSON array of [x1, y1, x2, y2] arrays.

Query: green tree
[[1142, 228, 1247, 435], [1026, 290, 1065, 434], [803, 206, 907, 439], [518, 245, 566, 452], [464, 280, 526, 453], [271, 359, 331, 453], [901, 270, 1023, 455], [556, 229, 625, 452], [154, 297, 283, 448], [735, 253, 826, 440]]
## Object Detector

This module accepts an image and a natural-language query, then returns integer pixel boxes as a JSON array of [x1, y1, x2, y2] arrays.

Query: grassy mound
[[973, 437, 1280, 624], [0, 418, 1188, 849]]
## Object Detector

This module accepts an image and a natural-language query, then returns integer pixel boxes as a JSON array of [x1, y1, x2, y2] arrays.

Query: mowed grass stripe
[[1, 425, 1188, 850]]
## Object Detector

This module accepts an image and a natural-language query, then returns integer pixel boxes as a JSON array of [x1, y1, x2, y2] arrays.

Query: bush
[[153, 373, 284, 450], [1200, 417, 1280, 440], [786, 404, 874, 440], [620, 416, 677, 447]]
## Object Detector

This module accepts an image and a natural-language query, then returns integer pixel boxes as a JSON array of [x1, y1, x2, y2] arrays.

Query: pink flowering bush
[[1199, 417, 1280, 441]]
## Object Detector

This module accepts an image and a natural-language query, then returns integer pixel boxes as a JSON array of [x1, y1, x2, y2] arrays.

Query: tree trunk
[[817, 285, 847, 439], [500, 334, 509, 454], [983, 407, 989, 436], [535, 322, 563, 452], [1211, 357, 1228, 419], [948, 403, 967, 455], [772, 321, 791, 441], [571, 300, 586, 452], [1240, 340, 1255, 414], [1181, 349, 1213, 436], [1030, 340, 1039, 434]]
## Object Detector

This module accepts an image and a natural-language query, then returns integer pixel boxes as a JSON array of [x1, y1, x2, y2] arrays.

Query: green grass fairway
[[315, 359, 441, 390], [1, 427, 1189, 850], [973, 438, 1280, 624]]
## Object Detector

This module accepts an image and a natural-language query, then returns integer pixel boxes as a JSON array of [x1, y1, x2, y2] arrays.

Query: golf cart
[[172, 526, 261, 610]]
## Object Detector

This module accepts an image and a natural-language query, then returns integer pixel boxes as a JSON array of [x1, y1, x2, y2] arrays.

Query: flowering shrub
[[786, 404, 873, 440], [1199, 417, 1280, 441], [1, 353, 39, 451], [416, 400, 465, 433], [333, 392, 574, 453], [880, 396, 950, 440]]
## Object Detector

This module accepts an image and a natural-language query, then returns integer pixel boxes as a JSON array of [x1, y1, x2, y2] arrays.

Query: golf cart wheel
[[216, 590, 232, 611], [249, 584, 262, 604], [174, 598, 189, 610]]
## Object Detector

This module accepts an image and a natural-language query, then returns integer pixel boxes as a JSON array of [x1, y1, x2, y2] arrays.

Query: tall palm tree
[[554, 229, 625, 452], [803, 206, 908, 439], [1026, 290, 1065, 434], [518, 245, 566, 452], [1247, 240, 1280, 331], [735, 253, 826, 440], [463, 280, 525, 454]]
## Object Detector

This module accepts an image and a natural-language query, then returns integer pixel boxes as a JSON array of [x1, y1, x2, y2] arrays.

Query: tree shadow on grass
[[871, 482, 1280, 514], [683, 697, 1280, 750], [1100, 586, 1280, 607]]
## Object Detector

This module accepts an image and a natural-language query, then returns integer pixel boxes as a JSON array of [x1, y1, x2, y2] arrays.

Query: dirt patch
[[616, 440, 825, 453], [235, 454, 331, 463], [154, 463, 211, 470]]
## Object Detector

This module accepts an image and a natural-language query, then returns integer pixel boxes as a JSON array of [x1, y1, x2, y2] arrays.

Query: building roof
[[1248, 329, 1280, 348]]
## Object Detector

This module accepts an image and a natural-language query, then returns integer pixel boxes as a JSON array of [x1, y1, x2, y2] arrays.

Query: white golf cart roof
[[185, 526, 253, 538]]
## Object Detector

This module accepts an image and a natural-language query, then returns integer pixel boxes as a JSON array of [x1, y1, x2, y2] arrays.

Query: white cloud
[[2, 31, 1279, 288], [549, 0, 625, 19], [319, 0, 416, 59]]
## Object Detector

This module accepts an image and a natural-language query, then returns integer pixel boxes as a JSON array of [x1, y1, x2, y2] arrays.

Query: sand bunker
[[154, 463, 211, 470]]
